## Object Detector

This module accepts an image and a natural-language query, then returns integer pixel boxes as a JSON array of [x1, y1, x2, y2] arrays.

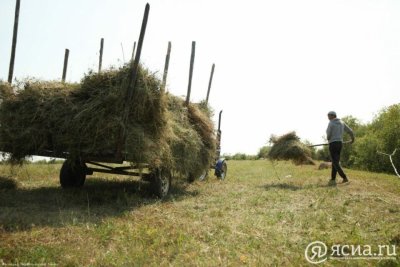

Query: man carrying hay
[[326, 111, 355, 183]]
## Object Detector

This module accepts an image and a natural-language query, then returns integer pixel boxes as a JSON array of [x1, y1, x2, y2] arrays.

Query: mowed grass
[[0, 160, 399, 266]]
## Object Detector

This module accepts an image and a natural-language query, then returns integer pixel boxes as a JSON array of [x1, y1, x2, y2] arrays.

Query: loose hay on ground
[[268, 131, 315, 165]]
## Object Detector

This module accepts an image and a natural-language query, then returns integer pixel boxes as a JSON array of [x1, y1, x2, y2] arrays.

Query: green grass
[[0, 160, 399, 266]]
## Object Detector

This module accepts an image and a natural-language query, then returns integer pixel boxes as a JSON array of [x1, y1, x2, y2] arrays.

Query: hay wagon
[[0, 3, 227, 198], [35, 104, 227, 199], [0, 66, 227, 198]]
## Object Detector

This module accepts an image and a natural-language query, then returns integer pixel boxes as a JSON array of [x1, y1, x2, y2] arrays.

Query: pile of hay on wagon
[[268, 131, 315, 165], [0, 64, 216, 178]]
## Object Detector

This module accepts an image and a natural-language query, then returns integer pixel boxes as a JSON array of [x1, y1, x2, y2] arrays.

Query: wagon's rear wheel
[[187, 173, 196, 183], [149, 169, 171, 198], [60, 160, 87, 188], [188, 169, 209, 182]]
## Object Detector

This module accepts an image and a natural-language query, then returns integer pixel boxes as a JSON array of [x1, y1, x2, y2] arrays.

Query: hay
[[268, 132, 315, 165], [166, 96, 216, 178], [0, 64, 216, 178], [0, 81, 13, 101]]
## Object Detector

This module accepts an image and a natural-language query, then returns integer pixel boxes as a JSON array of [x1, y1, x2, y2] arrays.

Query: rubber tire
[[187, 173, 195, 183], [215, 162, 227, 180], [60, 160, 86, 188], [150, 169, 171, 198]]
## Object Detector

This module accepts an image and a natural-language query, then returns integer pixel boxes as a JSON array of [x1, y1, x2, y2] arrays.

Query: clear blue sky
[[1, 0, 400, 155]]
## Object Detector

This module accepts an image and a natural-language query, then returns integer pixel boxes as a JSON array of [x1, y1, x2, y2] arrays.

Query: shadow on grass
[[261, 182, 337, 191], [0, 176, 19, 189], [0, 176, 199, 232]]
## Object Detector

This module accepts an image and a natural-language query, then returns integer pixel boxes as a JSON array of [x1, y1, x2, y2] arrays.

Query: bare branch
[[377, 149, 399, 178]]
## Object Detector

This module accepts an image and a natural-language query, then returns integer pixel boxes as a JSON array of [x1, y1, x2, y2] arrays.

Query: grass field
[[0, 160, 399, 266]]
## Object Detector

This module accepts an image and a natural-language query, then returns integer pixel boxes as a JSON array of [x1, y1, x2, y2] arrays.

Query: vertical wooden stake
[[126, 3, 149, 99], [120, 43, 126, 62], [131, 41, 137, 61], [62, 49, 69, 83], [186, 41, 196, 105], [98, 38, 104, 73], [117, 3, 150, 160], [218, 110, 223, 132], [206, 63, 215, 104], [8, 0, 21, 84], [161, 41, 171, 93], [216, 110, 223, 159]]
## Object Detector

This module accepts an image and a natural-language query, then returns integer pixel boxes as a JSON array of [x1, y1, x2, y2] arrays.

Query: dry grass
[[0, 160, 399, 266]]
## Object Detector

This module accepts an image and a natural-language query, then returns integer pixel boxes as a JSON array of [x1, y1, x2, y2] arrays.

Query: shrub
[[257, 146, 270, 159]]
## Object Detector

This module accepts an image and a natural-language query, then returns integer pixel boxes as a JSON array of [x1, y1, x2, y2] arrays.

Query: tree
[[352, 104, 400, 173], [341, 116, 364, 167], [257, 146, 270, 159]]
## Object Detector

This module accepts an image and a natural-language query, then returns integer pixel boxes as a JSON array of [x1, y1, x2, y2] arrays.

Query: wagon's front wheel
[[150, 169, 171, 198], [215, 161, 227, 180], [60, 160, 86, 188]]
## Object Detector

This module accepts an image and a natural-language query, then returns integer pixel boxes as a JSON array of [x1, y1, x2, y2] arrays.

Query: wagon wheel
[[188, 170, 209, 182], [215, 161, 227, 180], [150, 168, 171, 198], [60, 159, 87, 188], [187, 173, 196, 183]]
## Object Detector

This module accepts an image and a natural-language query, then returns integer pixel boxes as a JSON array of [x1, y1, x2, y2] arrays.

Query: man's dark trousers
[[329, 141, 347, 180]]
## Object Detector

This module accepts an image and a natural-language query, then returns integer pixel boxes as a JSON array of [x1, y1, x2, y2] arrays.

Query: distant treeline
[[223, 146, 270, 161], [224, 103, 400, 175], [0, 158, 65, 165]]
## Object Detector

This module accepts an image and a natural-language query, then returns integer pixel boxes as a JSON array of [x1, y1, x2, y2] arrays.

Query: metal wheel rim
[[221, 163, 227, 180], [199, 171, 207, 181], [159, 172, 170, 196]]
